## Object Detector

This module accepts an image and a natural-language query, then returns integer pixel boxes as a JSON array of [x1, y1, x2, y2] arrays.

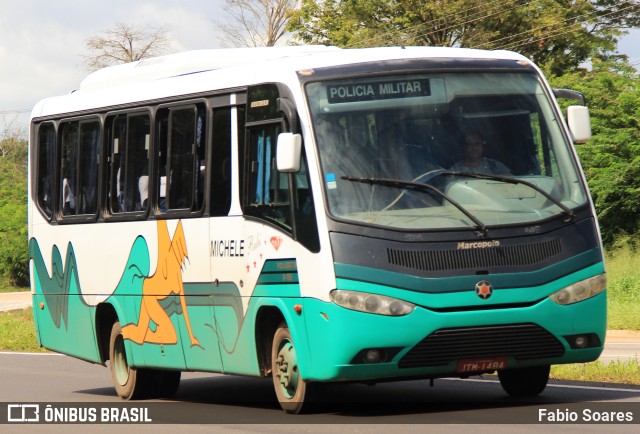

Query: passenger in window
[[139, 175, 149, 208], [450, 130, 510, 175], [62, 178, 76, 215]]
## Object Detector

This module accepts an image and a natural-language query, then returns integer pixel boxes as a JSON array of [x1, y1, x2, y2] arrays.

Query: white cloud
[[0, 0, 224, 119]]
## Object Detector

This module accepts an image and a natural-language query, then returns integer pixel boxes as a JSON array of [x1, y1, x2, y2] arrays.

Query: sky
[[0, 0, 225, 133], [0, 0, 638, 135]]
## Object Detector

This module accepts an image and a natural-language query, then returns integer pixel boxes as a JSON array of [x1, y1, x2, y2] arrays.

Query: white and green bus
[[28, 46, 606, 413]]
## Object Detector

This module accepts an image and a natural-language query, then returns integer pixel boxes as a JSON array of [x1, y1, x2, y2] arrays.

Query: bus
[[28, 46, 605, 413]]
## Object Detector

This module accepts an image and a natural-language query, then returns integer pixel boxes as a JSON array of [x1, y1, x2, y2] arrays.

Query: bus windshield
[[306, 72, 588, 231]]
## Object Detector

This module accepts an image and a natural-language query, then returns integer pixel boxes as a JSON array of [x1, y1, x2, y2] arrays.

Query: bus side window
[[37, 122, 56, 219], [169, 108, 195, 209], [59, 119, 100, 218], [156, 104, 205, 213], [107, 113, 150, 214], [156, 113, 168, 211], [128, 115, 150, 212], [194, 109, 206, 211], [211, 107, 232, 216], [244, 124, 292, 229], [78, 121, 100, 215], [108, 116, 126, 213], [293, 151, 320, 252], [60, 122, 79, 216]]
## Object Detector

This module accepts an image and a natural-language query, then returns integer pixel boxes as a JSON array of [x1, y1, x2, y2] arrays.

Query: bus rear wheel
[[498, 365, 550, 397], [271, 323, 308, 413], [109, 322, 181, 399], [109, 321, 150, 400], [150, 370, 181, 398]]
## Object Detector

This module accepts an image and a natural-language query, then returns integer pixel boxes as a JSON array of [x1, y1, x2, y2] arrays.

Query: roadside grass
[[605, 241, 640, 330], [0, 276, 28, 293], [608, 299, 640, 330], [551, 358, 640, 385], [0, 307, 46, 352]]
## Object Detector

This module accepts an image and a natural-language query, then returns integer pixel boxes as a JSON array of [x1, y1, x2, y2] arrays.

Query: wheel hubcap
[[275, 338, 299, 398], [113, 334, 130, 386]]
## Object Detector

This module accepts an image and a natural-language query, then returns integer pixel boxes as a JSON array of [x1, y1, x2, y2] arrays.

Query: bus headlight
[[549, 274, 606, 305], [330, 290, 415, 316]]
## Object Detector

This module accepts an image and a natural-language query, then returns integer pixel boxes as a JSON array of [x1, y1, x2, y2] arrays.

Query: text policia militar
[[538, 408, 634, 423], [326, 79, 431, 104]]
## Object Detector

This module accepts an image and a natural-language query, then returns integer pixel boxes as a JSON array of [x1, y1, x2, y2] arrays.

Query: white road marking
[[442, 377, 640, 393], [0, 351, 62, 356]]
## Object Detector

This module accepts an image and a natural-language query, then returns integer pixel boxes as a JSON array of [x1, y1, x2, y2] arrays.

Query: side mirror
[[567, 105, 591, 144], [276, 133, 302, 173]]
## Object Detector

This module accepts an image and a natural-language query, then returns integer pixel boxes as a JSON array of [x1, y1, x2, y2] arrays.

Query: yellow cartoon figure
[[122, 220, 200, 347]]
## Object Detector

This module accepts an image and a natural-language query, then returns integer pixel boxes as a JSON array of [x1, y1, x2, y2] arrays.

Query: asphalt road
[[0, 351, 639, 433]]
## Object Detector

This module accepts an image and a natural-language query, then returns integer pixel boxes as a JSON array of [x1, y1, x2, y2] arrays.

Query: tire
[[109, 321, 151, 400], [271, 323, 309, 413], [498, 365, 550, 397], [151, 370, 181, 399], [109, 321, 182, 400]]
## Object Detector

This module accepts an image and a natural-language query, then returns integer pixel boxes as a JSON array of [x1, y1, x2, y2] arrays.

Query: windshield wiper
[[442, 172, 574, 222], [341, 176, 488, 237]]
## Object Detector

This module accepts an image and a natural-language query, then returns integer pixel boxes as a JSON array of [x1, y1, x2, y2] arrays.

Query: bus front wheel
[[498, 365, 550, 397], [271, 323, 308, 413]]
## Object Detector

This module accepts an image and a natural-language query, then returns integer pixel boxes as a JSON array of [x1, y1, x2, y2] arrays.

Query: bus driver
[[450, 130, 510, 175]]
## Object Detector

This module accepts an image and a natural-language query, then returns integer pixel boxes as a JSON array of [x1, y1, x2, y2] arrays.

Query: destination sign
[[326, 79, 431, 104]]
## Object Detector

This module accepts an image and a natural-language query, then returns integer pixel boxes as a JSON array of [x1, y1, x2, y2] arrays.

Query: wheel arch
[[254, 300, 309, 378], [254, 305, 285, 377], [95, 300, 125, 365]]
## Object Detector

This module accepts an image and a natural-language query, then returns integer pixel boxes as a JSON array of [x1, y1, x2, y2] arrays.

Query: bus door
[[207, 102, 253, 373], [211, 118, 295, 374]]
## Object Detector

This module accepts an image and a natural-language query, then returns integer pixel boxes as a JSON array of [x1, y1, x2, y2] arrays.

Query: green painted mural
[[28, 221, 301, 370]]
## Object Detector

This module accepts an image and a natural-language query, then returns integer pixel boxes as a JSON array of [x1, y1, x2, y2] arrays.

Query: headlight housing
[[330, 289, 415, 316], [549, 273, 606, 305]]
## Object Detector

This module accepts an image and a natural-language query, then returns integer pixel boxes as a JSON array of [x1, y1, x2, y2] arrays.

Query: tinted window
[[243, 123, 292, 229], [37, 122, 56, 218], [107, 113, 150, 214], [60, 119, 100, 217], [211, 107, 232, 216], [156, 105, 206, 213]]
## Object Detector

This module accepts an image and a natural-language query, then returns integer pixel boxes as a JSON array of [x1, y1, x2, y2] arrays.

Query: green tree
[[0, 128, 28, 286], [550, 59, 640, 245], [288, 0, 639, 75]]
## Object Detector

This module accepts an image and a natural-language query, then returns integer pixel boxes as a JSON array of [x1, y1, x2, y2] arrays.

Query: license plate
[[456, 357, 508, 373]]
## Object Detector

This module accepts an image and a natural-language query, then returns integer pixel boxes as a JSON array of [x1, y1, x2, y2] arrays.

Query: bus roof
[[78, 46, 340, 92], [31, 46, 531, 120]]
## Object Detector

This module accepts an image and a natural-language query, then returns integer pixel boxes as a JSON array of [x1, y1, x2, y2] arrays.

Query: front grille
[[398, 323, 565, 369], [387, 238, 562, 272]]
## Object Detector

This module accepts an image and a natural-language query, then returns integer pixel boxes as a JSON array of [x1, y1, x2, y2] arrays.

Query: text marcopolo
[[457, 240, 500, 250]]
